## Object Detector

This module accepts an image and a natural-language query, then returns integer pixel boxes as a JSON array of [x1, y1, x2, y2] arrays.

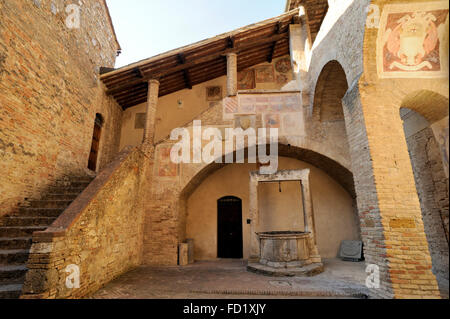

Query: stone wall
[[21, 147, 148, 299], [0, 0, 122, 217]]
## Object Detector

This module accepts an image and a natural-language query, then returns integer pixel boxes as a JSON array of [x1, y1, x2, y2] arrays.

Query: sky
[[106, 0, 285, 68]]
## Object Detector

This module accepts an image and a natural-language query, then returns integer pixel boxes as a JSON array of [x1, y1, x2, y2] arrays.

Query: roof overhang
[[100, 8, 301, 110], [285, 0, 328, 42]]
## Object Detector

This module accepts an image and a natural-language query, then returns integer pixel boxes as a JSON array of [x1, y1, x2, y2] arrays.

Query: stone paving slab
[[90, 259, 370, 299]]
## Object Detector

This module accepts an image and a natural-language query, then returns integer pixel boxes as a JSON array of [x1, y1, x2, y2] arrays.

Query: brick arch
[[312, 60, 349, 121], [400, 90, 449, 125], [177, 143, 357, 254], [179, 143, 355, 202]]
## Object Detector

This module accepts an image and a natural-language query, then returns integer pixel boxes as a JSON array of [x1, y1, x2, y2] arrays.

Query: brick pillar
[[143, 79, 160, 145], [342, 82, 441, 299], [226, 53, 237, 97]]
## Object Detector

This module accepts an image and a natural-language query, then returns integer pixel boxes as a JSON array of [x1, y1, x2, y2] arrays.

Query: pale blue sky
[[106, 0, 285, 68]]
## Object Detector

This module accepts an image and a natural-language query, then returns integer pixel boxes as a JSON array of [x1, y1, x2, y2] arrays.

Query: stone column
[[143, 79, 160, 145], [300, 176, 321, 263], [226, 53, 237, 97], [249, 174, 260, 262]]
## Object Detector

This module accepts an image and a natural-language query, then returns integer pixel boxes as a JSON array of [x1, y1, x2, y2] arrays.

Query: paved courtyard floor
[[90, 259, 371, 299]]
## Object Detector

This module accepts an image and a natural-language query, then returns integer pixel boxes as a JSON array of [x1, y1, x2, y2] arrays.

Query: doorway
[[217, 196, 243, 259], [88, 114, 103, 172]]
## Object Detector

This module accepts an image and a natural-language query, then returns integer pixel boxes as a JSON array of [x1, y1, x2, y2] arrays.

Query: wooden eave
[[100, 8, 301, 110], [285, 0, 328, 43]]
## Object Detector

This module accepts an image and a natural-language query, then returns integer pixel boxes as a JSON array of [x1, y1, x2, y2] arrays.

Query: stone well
[[248, 231, 324, 276], [247, 170, 324, 276]]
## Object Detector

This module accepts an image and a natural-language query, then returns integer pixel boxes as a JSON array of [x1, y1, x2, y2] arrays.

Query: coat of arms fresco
[[377, 2, 449, 78]]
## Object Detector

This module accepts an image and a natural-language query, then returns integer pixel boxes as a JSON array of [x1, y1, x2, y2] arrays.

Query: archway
[[313, 60, 349, 122], [399, 91, 449, 287], [179, 145, 359, 262]]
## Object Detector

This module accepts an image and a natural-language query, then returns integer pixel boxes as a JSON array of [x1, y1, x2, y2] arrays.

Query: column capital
[[148, 79, 160, 86]]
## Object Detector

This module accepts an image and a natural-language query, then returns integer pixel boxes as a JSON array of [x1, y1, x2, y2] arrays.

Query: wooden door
[[88, 121, 102, 171], [217, 196, 243, 259]]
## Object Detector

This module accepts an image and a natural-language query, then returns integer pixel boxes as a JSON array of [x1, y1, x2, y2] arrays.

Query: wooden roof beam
[[268, 21, 284, 63], [227, 36, 236, 49], [177, 53, 192, 90], [105, 32, 289, 95]]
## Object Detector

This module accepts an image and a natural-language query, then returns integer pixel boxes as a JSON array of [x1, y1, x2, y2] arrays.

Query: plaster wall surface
[[186, 157, 359, 260]]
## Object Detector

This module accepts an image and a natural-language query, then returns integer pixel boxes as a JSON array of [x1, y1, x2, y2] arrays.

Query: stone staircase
[[0, 176, 94, 299]]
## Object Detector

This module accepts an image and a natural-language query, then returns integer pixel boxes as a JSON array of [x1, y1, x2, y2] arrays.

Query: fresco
[[276, 74, 289, 84], [156, 145, 178, 177], [223, 96, 238, 120], [238, 69, 256, 90], [255, 65, 275, 83], [377, 2, 449, 78], [237, 93, 301, 114], [275, 57, 292, 73], [263, 114, 281, 129], [206, 86, 222, 101]]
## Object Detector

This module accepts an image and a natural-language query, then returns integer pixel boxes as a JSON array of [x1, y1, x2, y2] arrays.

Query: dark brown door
[[217, 196, 243, 259], [88, 119, 102, 171]]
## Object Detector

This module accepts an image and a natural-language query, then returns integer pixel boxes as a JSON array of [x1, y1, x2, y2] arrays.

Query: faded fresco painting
[[235, 92, 303, 135], [263, 113, 281, 129], [156, 145, 178, 177], [206, 86, 222, 101], [377, 2, 449, 78], [223, 96, 238, 120], [275, 57, 292, 73], [238, 69, 256, 90], [254, 65, 275, 83]]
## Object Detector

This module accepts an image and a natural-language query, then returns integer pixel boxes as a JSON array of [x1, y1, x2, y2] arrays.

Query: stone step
[[13, 208, 64, 218], [0, 237, 32, 250], [46, 187, 87, 195], [0, 265, 27, 281], [2, 217, 55, 227], [28, 200, 73, 209], [0, 226, 47, 238], [69, 181, 91, 188], [0, 284, 23, 299], [41, 193, 79, 201], [0, 250, 29, 264]]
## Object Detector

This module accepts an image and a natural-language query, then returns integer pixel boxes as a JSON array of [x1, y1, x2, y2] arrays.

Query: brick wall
[[354, 0, 448, 299], [0, 0, 122, 217], [405, 126, 449, 284], [21, 147, 148, 299]]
